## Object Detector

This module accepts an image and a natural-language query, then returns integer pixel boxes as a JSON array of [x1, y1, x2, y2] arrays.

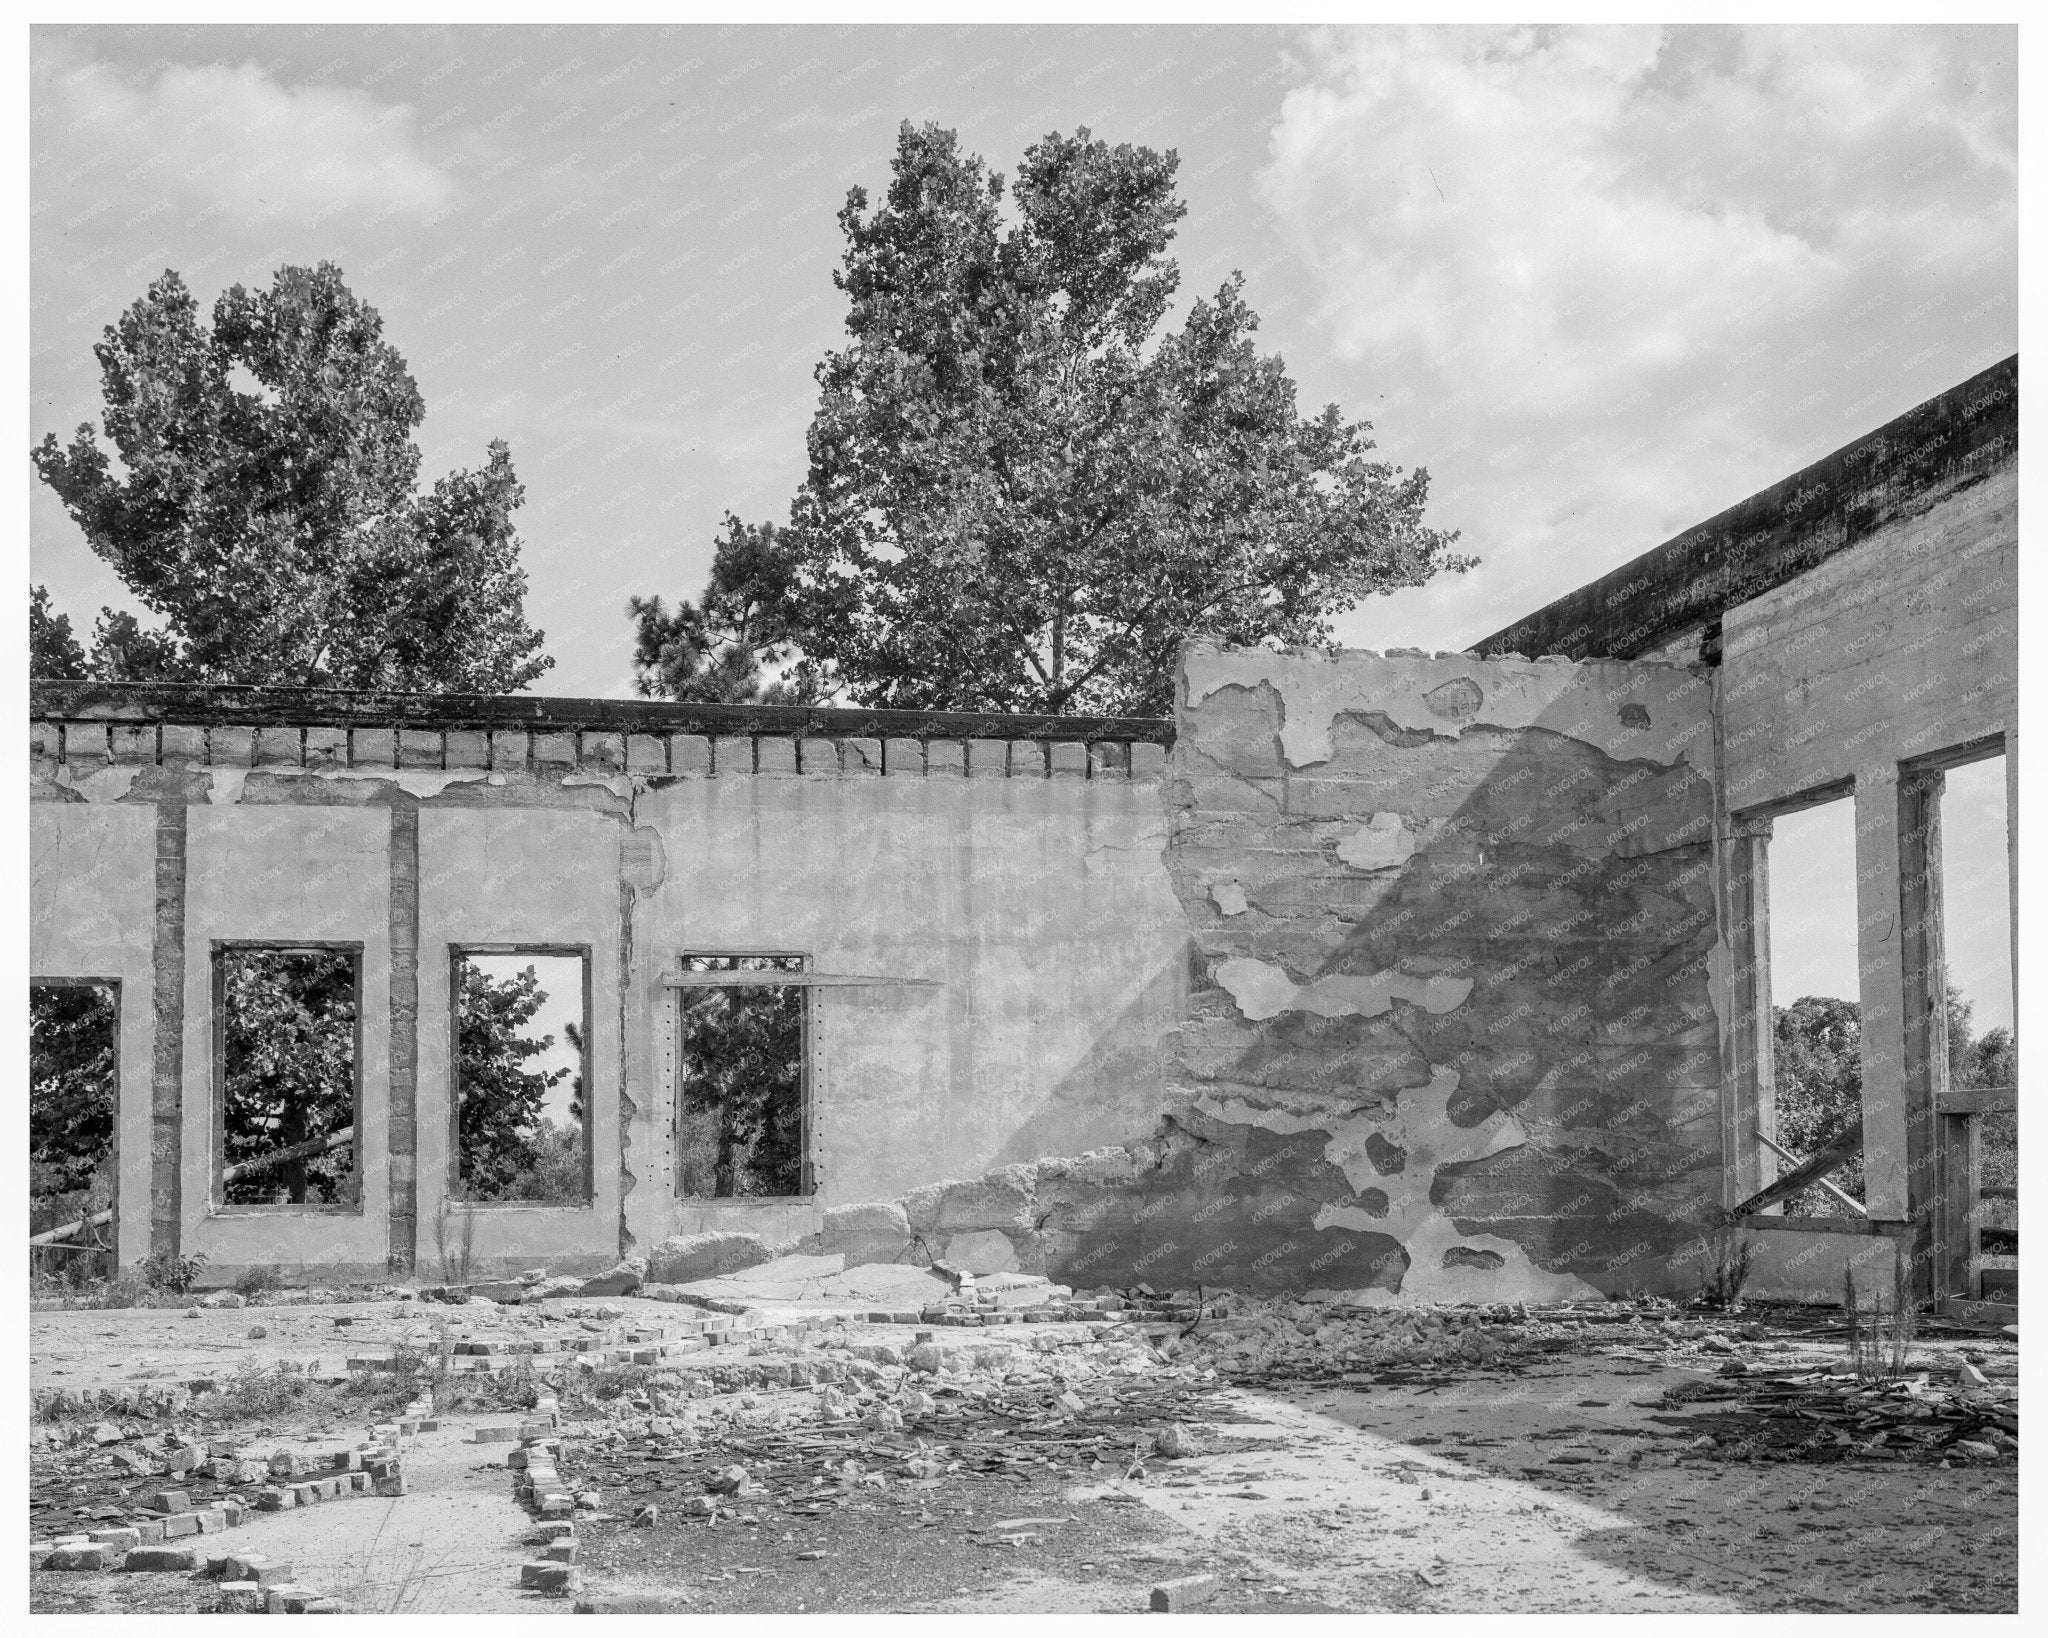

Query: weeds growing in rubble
[[336, 1511, 440, 1613], [1844, 1257, 1917, 1384], [1693, 1226, 1757, 1310], [431, 1205, 477, 1289], [193, 1360, 319, 1422]]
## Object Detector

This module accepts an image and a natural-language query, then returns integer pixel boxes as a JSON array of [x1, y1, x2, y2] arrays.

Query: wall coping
[[29, 680, 1173, 746]]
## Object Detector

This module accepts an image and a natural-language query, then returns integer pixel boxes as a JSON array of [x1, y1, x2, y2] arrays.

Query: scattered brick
[[125, 1546, 199, 1572], [1150, 1574, 1220, 1612], [45, 1544, 116, 1571], [522, 1561, 581, 1594], [216, 1582, 265, 1612]]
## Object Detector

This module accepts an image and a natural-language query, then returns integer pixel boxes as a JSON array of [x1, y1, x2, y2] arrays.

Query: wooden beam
[[1728, 1119, 1863, 1220], [221, 1125, 354, 1187], [29, 1208, 113, 1248], [1756, 1132, 1868, 1215], [1742, 1215, 1913, 1238], [1940, 1297, 2018, 1328], [1937, 1086, 2017, 1115]]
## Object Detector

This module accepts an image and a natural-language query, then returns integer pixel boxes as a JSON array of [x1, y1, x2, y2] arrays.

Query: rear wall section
[[1126, 642, 1726, 1302]]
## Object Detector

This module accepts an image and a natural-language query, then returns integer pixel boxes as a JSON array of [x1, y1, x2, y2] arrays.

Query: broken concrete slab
[[647, 1232, 776, 1285]]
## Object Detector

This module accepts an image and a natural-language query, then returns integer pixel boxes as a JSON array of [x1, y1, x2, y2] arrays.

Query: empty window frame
[[1933, 750, 2016, 1296], [215, 945, 361, 1209], [675, 955, 810, 1199], [1760, 791, 1866, 1215], [30, 979, 119, 1283], [450, 949, 591, 1206]]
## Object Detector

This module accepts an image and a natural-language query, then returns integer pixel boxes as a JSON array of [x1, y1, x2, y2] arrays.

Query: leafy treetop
[[633, 122, 1468, 717], [33, 262, 552, 693]]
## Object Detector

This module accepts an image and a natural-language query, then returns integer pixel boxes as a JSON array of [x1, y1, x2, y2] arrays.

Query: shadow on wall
[[815, 644, 1727, 1304]]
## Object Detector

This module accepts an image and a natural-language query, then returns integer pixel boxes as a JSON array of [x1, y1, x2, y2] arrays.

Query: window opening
[[1763, 794, 1866, 1216], [452, 951, 590, 1205], [30, 980, 118, 1285], [1937, 753, 2015, 1297], [675, 954, 808, 1199], [218, 947, 360, 1208]]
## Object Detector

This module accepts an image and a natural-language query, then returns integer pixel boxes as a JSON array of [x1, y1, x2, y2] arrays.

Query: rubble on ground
[[1651, 1367, 2019, 1464]]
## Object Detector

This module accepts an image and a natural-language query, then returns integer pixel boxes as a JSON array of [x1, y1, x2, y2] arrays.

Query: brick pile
[[30, 1413, 418, 1573]]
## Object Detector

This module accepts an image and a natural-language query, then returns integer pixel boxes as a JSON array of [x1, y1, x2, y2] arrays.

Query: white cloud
[[1256, 24, 2017, 651], [38, 46, 456, 230]]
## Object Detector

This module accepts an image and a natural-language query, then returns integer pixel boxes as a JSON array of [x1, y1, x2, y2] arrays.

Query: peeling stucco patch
[[1423, 677, 1483, 721], [1210, 881, 1249, 916], [1335, 812, 1417, 872], [234, 765, 494, 800], [565, 772, 636, 800], [1183, 643, 1707, 768], [1198, 1069, 1598, 1304], [1214, 956, 1473, 1021], [58, 764, 141, 804]]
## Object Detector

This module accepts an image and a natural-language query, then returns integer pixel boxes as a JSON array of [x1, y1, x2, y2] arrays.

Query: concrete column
[[1853, 769, 1910, 1221], [1719, 819, 1773, 1207], [386, 805, 421, 1275], [149, 802, 187, 1261]]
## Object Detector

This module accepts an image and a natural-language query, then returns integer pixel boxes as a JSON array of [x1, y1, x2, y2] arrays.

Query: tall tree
[[634, 121, 1467, 716], [32, 262, 552, 692]]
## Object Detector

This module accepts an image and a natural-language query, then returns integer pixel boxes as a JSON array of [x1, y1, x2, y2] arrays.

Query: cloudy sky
[[31, 23, 2017, 692]]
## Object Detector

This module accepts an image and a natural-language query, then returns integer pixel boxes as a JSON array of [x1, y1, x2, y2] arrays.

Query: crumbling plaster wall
[[1133, 641, 1726, 1301], [838, 642, 1730, 1301], [625, 745, 1193, 1256]]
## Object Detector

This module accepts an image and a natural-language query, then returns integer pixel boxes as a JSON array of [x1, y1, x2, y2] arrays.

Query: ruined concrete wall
[[1716, 452, 2016, 1299], [27, 717, 1190, 1282], [628, 758, 1190, 1259], [1117, 641, 1723, 1301]]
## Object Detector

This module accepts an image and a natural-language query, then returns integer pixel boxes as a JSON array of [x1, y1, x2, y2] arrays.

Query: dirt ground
[[29, 1289, 2019, 1615]]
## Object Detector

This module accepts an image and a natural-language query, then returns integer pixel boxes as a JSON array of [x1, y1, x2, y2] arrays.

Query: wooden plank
[[1979, 1185, 2018, 1201], [1937, 1086, 2017, 1115], [1727, 1119, 1862, 1220], [1980, 1225, 2018, 1255], [1937, 1111, 1982, 1303], [1939, 1297, 2018, 1327], [1740, 1215, 1912, 1238]]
